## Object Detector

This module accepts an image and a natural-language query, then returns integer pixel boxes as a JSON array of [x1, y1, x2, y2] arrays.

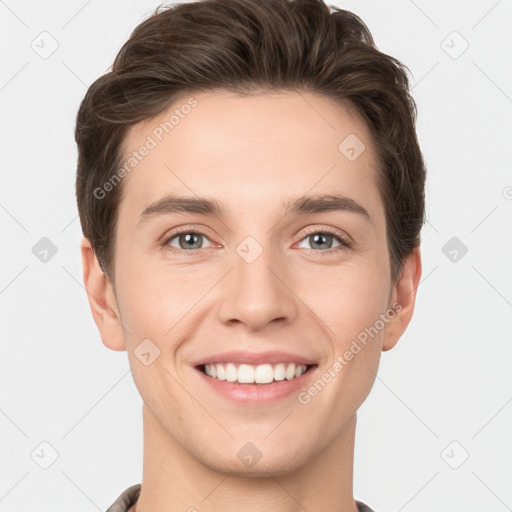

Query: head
[[76, 0, 424, 475]]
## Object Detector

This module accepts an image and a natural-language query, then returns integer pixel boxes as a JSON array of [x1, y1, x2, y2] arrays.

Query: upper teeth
[[204, 363, 308, 384]]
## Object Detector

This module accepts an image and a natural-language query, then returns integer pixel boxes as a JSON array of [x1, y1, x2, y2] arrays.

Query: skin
[[81, 90, 421, 512]]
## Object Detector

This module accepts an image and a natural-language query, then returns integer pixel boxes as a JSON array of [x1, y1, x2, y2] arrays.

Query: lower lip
[[194, 365, 318, 405]]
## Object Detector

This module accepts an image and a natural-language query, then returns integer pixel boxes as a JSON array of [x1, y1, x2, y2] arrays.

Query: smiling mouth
[[196, 362, 317, 385]]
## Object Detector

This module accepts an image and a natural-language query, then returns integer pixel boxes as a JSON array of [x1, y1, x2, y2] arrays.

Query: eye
[[296, 227, 352, 252], [164, 228, 213, 252], [162, 226, 352, 254]]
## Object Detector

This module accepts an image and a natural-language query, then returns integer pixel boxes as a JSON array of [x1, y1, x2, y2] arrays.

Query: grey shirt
[[105, 484, 376, 512]]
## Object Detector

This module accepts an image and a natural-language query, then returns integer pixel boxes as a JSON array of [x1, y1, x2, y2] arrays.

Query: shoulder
[[356, 500, 377, 512], [105, 484, 141, 512]]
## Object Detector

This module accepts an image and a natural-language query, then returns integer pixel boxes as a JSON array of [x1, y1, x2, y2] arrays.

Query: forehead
[[117, 89, 384, 225]]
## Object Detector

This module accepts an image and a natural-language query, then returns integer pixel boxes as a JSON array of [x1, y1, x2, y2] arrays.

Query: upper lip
[[191, 350, 317, 367]]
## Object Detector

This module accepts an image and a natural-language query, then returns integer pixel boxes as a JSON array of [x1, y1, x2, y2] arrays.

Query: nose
[[217, 242, 298, 331]]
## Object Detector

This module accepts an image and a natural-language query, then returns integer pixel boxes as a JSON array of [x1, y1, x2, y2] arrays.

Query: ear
[[81, 237, 127, 352], [382, 247, 422, 351]]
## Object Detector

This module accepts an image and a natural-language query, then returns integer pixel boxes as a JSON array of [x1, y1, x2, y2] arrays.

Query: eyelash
[[162, 225, 352, 255]]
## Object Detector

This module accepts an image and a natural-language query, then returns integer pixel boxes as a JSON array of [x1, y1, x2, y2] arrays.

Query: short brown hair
[[75, 0, 426, 283]]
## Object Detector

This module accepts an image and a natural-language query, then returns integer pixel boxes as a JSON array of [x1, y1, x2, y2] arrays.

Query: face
[[84, 89, 420, 476]]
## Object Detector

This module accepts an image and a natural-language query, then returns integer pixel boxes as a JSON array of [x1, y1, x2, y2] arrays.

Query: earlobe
[[382, 247, 422, 352], [80, 238, 127, 352]]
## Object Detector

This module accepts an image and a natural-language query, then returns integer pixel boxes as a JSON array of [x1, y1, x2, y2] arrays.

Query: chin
[[197, 444, 310, 478]]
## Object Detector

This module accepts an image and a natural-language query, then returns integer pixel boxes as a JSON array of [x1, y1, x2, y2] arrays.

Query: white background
[[0, 1, 511, 511]]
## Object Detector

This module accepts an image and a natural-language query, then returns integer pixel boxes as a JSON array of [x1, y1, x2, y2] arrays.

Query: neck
[[134, 405, 360, 512]]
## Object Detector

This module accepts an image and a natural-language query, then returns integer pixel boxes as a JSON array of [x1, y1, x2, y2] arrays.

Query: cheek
[[114, 261, 171, 339], [116, 261, 211, 350], [296, 256, 391, 338]]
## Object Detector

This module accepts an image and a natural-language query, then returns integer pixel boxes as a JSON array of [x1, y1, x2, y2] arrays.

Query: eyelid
[[300, 225, 353, 247]]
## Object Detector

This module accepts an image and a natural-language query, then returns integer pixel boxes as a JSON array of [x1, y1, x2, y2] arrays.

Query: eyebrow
[[283, 194, 371, 222], [137, 193, 372, 227], [138, 195, 227, 227]]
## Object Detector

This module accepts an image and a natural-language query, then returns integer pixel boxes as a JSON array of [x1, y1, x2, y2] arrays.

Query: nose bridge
[[217, 234, 297, 330]]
